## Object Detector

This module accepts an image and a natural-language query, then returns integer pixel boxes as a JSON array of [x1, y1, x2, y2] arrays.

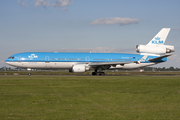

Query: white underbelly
[[6, 62, 78, 69], [110, 63, 156, 69]]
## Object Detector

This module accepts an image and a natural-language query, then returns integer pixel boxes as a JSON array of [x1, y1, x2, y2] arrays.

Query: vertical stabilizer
[[147, 28, 170, 46]]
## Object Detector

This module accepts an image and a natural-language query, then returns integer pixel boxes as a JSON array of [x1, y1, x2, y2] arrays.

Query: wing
[[88, 61, 134, 67], [148, 54, 172, 61]]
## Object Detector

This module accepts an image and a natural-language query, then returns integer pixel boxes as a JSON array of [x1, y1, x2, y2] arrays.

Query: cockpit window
[[9, 56, 14, 59]]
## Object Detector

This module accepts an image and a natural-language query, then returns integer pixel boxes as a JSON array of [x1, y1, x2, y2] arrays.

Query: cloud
[[18, 0, 28, 6], [53, 0, 73, 10], [172, 28, 180, 32], [0, 60, 5, 64], [17, 0, 73, 9], [168, 54, 180, 62], [90, 17, 139, 25], [35, 0, 50, 7]]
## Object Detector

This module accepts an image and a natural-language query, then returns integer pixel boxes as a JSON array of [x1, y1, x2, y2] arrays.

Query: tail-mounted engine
[[136, 45, 174, 54]]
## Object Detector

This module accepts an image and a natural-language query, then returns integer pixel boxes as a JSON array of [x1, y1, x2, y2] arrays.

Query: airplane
[[5, 28, 174, 76]]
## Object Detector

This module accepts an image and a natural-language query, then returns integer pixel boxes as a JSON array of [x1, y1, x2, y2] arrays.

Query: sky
[[0, 0, 180, 68]]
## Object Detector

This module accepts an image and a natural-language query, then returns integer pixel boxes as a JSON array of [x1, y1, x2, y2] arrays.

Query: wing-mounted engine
[[136, 45, 174, 54], [69, 64, 90, 73]]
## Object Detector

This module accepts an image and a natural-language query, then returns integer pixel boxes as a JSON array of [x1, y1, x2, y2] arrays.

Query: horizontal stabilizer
[[148, 54, 172, 61]]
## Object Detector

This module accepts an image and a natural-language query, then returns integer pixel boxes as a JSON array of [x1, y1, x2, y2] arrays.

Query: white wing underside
[[88, 61, 133, 67]]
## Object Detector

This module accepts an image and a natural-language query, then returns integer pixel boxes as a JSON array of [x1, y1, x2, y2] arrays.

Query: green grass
[[1, 71, 180, 76], [0, 76, 180, 119]]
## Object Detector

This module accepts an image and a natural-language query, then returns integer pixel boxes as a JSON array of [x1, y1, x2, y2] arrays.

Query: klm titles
[[152, 40, 164, 44], [151, 37, 163, 44]]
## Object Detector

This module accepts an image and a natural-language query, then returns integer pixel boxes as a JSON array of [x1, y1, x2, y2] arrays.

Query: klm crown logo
[[151, 37, 164, 44]]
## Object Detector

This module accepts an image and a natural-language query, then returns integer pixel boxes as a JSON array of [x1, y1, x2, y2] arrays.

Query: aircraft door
[[45, 56, 50, 63], [86, 56, 90, 63], [45, 56, 50, 68], [18, 56, 21, 62]]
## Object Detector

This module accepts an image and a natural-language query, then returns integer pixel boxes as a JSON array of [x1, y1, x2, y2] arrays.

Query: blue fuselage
[[5, 52, 166, 63], [5, 52, 167, 70]]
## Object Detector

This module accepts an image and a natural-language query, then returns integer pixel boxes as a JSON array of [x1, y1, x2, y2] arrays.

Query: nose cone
[[5, 60, 16, 67], [5, 59, 10, 65], [5, 57, 11, 61], [5, 56, 14, 66], [5, 58, 9, 63], [5, 58, 8, 62]]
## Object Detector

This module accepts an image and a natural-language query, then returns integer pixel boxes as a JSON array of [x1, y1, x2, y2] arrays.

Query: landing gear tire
[[97, 72, 101, 76], [101, 72, 105, 76], [92, 72, 97, 75], [92, 72, 105, 76], [28, 72, 31, 76]]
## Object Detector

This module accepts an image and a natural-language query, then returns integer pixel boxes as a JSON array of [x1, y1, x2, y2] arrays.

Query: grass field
[[0, 76, 180, 119], [1, 71, 180, 76]]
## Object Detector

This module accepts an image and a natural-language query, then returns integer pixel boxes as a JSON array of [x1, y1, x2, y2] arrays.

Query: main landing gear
[[92, 69, 105, 76], [92, 72, 105, 76]]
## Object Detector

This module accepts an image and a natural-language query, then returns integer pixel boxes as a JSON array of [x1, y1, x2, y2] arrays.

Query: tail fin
[[147, 28, 170, 46]]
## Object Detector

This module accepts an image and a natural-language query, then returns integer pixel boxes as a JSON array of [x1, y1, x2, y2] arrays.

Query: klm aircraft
[[5, 28, 174, 75]]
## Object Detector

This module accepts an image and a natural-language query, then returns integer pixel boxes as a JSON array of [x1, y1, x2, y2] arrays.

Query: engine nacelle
[[69, 64, 89, 73], [136, 45, 174, 54]]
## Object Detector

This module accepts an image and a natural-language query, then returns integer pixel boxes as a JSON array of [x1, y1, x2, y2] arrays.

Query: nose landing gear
[[28, 72, 31, 76], [27, 68, 31, 76]]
